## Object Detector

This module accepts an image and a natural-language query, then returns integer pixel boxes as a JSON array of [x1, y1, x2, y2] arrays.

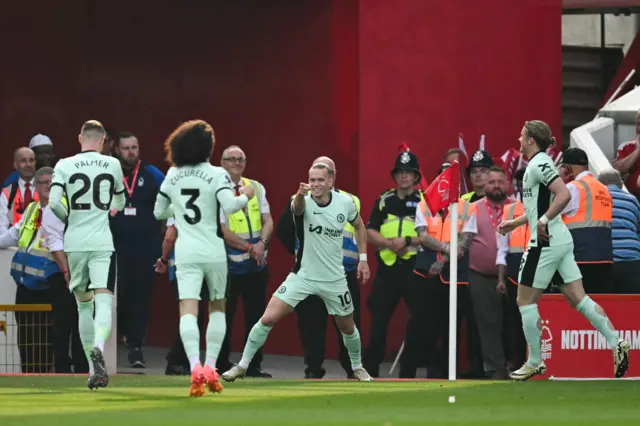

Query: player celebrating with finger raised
[[499, 120, 630, 381], [222, 162, 373, 382]]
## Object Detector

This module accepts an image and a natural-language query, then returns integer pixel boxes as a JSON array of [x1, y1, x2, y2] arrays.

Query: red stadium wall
[[0, 0, 561, 361]]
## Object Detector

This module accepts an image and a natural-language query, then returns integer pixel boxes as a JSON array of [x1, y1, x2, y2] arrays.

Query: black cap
[[392, 151, 422, 182], [467, 150, 493, 173], [562, 147, 588, 166]]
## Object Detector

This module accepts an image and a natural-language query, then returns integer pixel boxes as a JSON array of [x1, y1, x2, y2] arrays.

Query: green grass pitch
[[0, 376, 639, 425]]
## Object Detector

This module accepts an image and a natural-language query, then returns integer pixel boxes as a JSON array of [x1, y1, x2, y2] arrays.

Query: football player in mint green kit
[[222, 162, 374, 382], [499, 120, 630, 381], [49, 120, 126, 389], [154, 119, 253, 397]]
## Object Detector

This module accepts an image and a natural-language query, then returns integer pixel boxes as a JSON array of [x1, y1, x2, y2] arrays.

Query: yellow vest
[[226, 178, 265, 271], [378, 190, 423, 266]]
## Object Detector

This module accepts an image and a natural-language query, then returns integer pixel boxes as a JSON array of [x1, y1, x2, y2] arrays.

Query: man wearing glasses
[[216, 145, 273, 378]]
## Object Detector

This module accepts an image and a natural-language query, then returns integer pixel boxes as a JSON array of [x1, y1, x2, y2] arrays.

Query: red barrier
[[535, 294, 640, 379]]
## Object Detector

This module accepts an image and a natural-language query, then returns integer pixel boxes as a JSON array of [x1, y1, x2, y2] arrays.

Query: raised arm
[[292, 183, 309, 216]]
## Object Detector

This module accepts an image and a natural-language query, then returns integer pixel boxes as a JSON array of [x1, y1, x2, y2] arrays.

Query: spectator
[[461, 150, 493, 202], [444, 148, 463, 164], [3, 135, 56, 188], [111, 132, 165, 367], [102, 127, 115, 156], [598, 169, 640, 294], [0, 148, 37, 232], [612, 109, 640, 200]]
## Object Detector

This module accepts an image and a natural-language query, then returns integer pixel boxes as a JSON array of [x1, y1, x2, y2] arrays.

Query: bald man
[[216, 145, 274, 378], [0, 148, 37, 232], [276, 156, 363, 378]]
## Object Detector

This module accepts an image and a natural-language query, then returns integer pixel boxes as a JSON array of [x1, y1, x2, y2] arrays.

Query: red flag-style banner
[[397, 142, 429, 192], [425, 161, 460, 216]]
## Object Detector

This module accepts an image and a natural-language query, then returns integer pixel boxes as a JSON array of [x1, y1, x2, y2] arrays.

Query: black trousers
[[296, 269, 361, 377], [14, 285, 53, 373], [116, 251, 156, 348], [612, 260, 640, 294], [579, 263, 613, 294], [217, 268, 269, 372], [400, 273, 483, 379], [362, 260, 420, 377], [48, 273, 88, 373], [165, 278, 209, 368]]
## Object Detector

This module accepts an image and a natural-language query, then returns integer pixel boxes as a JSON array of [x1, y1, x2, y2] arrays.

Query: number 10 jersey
[[154, 163, 248, 265], [50, 150, 125, 253]]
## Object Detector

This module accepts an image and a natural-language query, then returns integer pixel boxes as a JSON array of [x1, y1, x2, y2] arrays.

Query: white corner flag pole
[[448, 204, 458, 381]]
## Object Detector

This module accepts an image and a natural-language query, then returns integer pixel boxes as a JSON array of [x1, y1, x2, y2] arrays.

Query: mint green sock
[[576, 296, 619, 348], [180, 314, 201, 371], [77, 300, 95, 375], [205, 312, 226, 368], [238, 322, 272, 369], [520, 304, 542, 367], [93, 293, 112, 352], [341, 327, 363, 370]]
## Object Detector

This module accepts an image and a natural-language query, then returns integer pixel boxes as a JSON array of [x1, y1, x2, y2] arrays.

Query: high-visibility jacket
[[414, 199, 474, 284], [225, 178, 267, 275], [378, 189, 423, 266], [562, 174, 613, 264], [3, 183, 39, 227], [10, 201, 62, 290], [291, 189, 361, 272], [461, 191, 475, 201], [503, 201, 530, 285]]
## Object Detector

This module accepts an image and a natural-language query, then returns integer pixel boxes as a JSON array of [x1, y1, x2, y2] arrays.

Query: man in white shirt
[[216, 145, 274, 378], [0, 147, 37, 232], [0, 167, 85, 373]]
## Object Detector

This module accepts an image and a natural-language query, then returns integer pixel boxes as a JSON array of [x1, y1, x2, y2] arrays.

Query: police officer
[[362, 151, 423, 377], [216, 145, 273, 378], [560, 148, 614, 293], [461, 150, 493, 202]]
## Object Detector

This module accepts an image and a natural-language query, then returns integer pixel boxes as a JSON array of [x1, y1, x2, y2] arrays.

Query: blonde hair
[[311, 162, 335, 178], [524, 120, 556, 151]]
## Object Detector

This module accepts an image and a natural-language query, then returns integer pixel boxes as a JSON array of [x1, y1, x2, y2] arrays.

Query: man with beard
[[111, 131, 166, 367], [0, 147, 37, 232], [467, 166, 513, 379]]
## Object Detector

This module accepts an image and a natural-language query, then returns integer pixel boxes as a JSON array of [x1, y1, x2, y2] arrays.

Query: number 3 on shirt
[[181, 188, 201, 224]]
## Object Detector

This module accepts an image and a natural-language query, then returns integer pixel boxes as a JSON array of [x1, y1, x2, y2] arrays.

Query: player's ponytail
[[524, 120, 554, 151]]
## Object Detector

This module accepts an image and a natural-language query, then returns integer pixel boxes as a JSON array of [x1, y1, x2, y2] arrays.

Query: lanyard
[[484, 199, 503, 230], [123, 160, 141, 201]]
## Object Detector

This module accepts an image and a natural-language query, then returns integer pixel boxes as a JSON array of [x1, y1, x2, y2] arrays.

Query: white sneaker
[[221, 365, 246, 382], [509, 362, 546, 381], [353, 368, 373, 382], [614, 340, 631, 378]]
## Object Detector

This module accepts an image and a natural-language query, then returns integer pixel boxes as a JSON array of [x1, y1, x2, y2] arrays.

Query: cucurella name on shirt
[[170, 169, 213, 185]]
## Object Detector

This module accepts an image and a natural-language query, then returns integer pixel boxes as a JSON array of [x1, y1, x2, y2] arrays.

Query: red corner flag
[[425, 161, 460, 216]]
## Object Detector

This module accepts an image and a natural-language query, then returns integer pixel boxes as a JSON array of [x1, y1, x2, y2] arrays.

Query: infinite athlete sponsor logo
[[309, 224, 343, 238], [523, 188, 533, 198]]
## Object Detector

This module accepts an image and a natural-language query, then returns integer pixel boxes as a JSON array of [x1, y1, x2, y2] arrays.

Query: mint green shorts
[[274, 273, 354, 316], [67, 251, 113, 294], [518, 243, 582, 289], [176, 262, 227, 301]]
